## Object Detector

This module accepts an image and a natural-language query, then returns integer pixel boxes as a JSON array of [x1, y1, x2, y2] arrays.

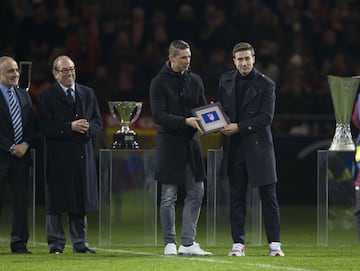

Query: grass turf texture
[[1, 206, 360, 271]]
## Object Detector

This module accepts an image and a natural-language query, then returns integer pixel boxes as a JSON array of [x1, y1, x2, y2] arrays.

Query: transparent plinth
[[317, 150, 357, 246], [206, 149, 262, 246], [99, 149, 157, 246]]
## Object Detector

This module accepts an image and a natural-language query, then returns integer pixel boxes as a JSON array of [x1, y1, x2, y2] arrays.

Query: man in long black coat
[[149, 40, 212, 256], [37, 55, 102, 254], [218, 42, 284, 257], [0, 56, 34, 254]]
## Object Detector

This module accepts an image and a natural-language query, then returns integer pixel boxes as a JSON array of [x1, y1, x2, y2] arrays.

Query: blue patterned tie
[[8, 89, 23, 144]]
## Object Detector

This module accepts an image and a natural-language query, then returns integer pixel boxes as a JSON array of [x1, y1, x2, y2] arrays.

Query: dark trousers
[[228, 154, 281, 244], [0, 157, 30, 251], [46, 213, 88, 252]]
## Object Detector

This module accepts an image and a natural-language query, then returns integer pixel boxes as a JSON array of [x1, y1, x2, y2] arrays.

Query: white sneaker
[[228, 243, 245, 256], [178, 242, 212, 256], [164, 243, 177, 256], [269, 242, 285, 256]]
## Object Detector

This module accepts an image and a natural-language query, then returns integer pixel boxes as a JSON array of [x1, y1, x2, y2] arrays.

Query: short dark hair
[[232, 42, 255, 57], [169, 40, 190, 56]]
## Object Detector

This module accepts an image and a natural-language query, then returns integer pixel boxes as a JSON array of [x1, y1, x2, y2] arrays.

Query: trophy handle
[[130, 102, 143, 125], [108, 101, 117, 120]]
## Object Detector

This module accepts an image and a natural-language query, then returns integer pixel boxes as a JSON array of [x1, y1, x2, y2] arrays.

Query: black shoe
[[12, 248, 32, 254], [49, 247, 63, 254], [74, 247, 96, 254]]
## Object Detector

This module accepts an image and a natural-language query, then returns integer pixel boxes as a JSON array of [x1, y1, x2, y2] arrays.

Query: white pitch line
[[33, 243, 311, 271], [94, 247, 312, 271]]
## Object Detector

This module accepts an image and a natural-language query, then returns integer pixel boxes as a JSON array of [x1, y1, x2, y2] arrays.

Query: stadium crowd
[[1, 0, 359, 135]]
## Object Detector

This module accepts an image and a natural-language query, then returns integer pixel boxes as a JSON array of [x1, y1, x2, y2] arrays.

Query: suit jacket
[[218, 68, 278, 187], [37, 82, 103, 214], [149, 62, 207, 184], [0, 87, 34, 169]]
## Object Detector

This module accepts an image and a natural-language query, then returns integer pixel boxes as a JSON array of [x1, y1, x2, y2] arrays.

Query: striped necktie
[[8, 89, 23, 144]]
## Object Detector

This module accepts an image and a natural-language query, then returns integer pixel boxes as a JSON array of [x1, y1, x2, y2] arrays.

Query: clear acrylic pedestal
[[206, 149, 262, 246], [99, 149, 157, 246], [317, 150, 357, 246]]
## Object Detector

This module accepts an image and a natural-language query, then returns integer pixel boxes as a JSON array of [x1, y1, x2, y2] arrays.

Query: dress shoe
[[49, 247, 63, 254], [74, 247, 96, 254], [12, 248, 32, 254]]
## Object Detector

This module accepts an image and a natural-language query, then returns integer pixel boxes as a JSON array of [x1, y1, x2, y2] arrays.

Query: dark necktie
[[67, 88, 74, 106], [8, 89, 23, 144]]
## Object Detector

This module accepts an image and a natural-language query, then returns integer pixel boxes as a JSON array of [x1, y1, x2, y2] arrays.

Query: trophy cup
[[108, 101, 143, 149], [328, 75, 360, 151]]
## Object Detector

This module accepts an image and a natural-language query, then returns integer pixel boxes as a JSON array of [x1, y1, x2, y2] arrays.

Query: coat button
[[248, 126, 252, 130], [60, 130, 64, 134], [80, 155, 84, 159], [250, 111, 254, 114]]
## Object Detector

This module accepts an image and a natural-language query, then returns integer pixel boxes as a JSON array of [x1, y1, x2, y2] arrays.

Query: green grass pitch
[[1, 206, 360, 271]]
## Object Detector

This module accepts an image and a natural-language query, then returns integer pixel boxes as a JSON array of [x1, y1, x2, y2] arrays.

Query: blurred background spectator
[[2, 0, 359, 136]]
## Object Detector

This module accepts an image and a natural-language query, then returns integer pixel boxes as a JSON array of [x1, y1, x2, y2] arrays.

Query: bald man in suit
[[0, 56, 34, 254]]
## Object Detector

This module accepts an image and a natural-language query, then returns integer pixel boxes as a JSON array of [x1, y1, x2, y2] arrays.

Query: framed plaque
[[191, 102, 230, 134]]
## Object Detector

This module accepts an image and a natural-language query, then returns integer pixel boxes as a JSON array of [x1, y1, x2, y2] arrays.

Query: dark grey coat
[[149, 62, 207, 184], [37, 83, 103, 214], [218, 68, 278, 187]]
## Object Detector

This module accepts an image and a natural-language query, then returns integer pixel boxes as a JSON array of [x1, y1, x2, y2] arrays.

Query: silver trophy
[[328, 75, 360, 151], [108, 101, 143, 149]]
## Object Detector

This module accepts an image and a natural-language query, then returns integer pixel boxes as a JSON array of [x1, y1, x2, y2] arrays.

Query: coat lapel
[[54, 83, 75, 108], [239, 69, 260, 110], [0, 91, 11, 121], [224, 72, 237, 120], [241, 85, 258, 109], [75, 84, 86, 115]]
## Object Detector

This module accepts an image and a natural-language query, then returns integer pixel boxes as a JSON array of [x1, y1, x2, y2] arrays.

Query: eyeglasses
[[56, 67, 75, 74]]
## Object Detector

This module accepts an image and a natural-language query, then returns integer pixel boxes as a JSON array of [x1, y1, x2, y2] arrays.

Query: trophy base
[[328, 124, 355, 151], [329, 142, 355, 152], [111, 130, 140, 149]]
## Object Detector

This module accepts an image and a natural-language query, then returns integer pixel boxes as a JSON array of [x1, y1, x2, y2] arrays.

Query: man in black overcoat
[[37, 55, 102, 254], [218, 42, 284, 257], [149, 40, 212, 256]]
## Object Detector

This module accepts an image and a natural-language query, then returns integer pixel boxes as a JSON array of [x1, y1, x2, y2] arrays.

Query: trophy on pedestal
[[328, 75, 360, 151], [108, 101, 143, 149]]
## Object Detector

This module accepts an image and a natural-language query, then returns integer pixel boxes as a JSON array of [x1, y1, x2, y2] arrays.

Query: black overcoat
[[218, 68, 278, 187], [149, 62, 207, 184], [37, 83, 103, 214]]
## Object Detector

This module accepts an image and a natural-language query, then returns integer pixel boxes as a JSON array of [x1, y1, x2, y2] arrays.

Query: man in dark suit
[[218, 42, 284, 257], [0, 56, 34, 254], [37, 55, 103, 254], [149, 40, 212, 256]]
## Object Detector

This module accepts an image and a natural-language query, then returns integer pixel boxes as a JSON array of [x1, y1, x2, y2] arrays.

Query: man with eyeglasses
[[0, 56, 34, 254], [218, 42, 284, 257], [37, 55, 103, 254]]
